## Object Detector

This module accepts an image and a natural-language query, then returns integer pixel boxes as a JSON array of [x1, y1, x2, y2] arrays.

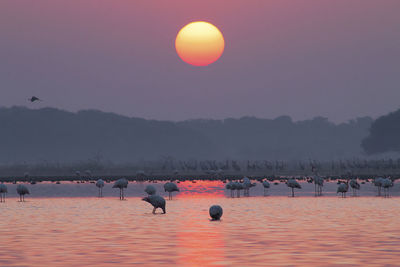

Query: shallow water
[[0, 181, 399, 266]]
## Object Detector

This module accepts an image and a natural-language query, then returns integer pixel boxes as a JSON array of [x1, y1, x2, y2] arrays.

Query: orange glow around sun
[[175, 21, 225, 66]]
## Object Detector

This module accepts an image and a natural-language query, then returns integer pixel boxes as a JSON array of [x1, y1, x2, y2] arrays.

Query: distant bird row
[[225, 176, 395, 198]]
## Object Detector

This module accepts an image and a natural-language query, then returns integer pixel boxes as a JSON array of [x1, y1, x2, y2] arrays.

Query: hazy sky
[[1, 1, 399, 122]]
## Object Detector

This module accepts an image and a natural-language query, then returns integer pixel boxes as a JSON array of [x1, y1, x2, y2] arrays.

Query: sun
[[175, 21, 225, 66]]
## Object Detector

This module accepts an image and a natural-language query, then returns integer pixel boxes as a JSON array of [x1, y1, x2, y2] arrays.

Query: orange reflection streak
[[177, 202, 226, 266], [176, 180, 225, 198]]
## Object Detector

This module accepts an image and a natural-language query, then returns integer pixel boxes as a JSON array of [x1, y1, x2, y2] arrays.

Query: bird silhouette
[[286, 178, 301, 197], [337, 181, 349, 198], [0, 183, 7, 202], [142, 195, 166, 214], [29, 96, 41, 102], [209, 205, 223, 220], [164, 182, 179, 200], [242, 177, 256, 197], [112, 178, 128, 200], [95, 179, 105, 197], [262, 180, 270, 196], [349, 179, 360, 197], [381, 178, 393, 198], [16, 184, 30, 201]]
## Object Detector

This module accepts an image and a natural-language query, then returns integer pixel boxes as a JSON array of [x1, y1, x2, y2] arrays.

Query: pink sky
[[1, 1, 399, 122]]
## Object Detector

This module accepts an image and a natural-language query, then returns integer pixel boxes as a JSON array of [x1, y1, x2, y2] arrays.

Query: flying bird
[[142, 195, 166, 214], [112, 178, 128, 200], [29, 96, 41, 102], [16, 184, 30, 201]]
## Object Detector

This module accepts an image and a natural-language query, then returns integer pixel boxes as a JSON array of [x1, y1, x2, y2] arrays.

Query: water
[[0, 181, 399, 266]]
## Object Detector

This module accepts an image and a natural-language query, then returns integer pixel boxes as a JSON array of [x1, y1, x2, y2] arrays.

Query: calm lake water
[[0, 181, 399, 266]]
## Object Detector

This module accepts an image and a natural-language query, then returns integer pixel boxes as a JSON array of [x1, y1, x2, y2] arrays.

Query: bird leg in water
[[291, 188, 294, 197], [152, 208, 156, 214]]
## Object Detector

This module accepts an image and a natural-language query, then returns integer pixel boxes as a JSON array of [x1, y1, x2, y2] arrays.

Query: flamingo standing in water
[[242, 177, 256, 197], [96, 179, 105, 197], [164, 182, 179, 200], [349, 179, 360, 196], [113, 178, 128, 200], [373, 177, 383, 196], [262, 180, 270, 196], [337, 181, 349, 198], [225, 181, 235, 198], [381, 178, 393, 198], [234, 182, 243, 198], [209, 205, 223, 220], [314, 176, 324, 196], [142, 195, 166, 214], [286, 178, 301, 197], [16, 184, 30, 201], [0, 183, 7, 202]]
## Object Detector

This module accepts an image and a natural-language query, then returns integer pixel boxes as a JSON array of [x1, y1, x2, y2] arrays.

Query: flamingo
[[112, 178, 128, 200], [95, 179, 105, 197], [381, 178, 393, 198], [234, 182, 243, 198], [349, 179, 360, 196], [164, 182, 179, 200], [262, 180, 270, 196], [373, 177, 384, 196], [0, 183, 7, 202], [142, 195, 166, 214], [242, 177, 256, 197], [314, 176, 324, 196], [286, 178, 301, 197], [209, 205, 223, 221], [225, 181, 235, 197], [145, 185, 156, 196], [16, 184, 30, 201], [337, 181, 349, 198]]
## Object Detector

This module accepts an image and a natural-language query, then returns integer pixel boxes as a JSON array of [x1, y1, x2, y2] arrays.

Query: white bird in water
[[164, 182, 179, 200], [0, 183, 7, 202], [95, 179, 105, 197], [112, 178, 128, 200], [349, 179, 360, 197], [16, 184, 30, 202], [145, 185, 156, 196], [142, 195, 166, 214], [286, 178, 301, 197], [262, 180, 270, 196], [209, 205, 223, 221], [337, 181, 349, 198]]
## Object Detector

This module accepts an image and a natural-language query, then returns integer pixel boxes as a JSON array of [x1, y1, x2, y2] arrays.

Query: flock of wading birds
[[0, 176, 396, 220]]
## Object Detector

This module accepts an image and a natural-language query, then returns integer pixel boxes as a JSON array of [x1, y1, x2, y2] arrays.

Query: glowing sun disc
[[175, 21, 225, 66]]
